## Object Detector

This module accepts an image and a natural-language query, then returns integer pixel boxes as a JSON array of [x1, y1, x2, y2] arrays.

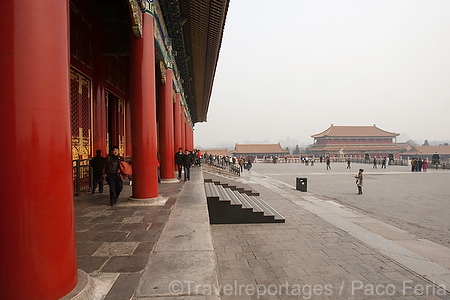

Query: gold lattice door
[[70, 70, 91, 160]]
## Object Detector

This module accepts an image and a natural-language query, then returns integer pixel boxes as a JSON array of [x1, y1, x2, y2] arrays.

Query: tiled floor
[[74, 179, 183, 299]]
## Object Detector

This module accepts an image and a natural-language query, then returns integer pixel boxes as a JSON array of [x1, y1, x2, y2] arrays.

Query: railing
[[73, 156, 132, 195], [73, 159, 91, 195], [203, 158, 240, 176], [256, 156, 412, 166]]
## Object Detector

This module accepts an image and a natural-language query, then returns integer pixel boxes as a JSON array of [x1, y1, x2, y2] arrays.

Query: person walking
[[326, 157, 331, 170], [355, 169, 364, 195], [239, 157, 244, 172], [90, 149, 105, 193], [247, 159, 252, 171], [182, 149, 194, 181], [174, 147, 184, 180], [373, 157, 377, 169], [383, 156, 389, 169], [157, 151, 161, 183], [103, 146, 124, 206], [346, 159, 351, 169], [423, 159, 428, 172]]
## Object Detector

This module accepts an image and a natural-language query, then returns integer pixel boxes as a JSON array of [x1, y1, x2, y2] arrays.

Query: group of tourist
[[203, 153, 254, 172], [89, 146, 127, 206], [372, 157, 390, 169], [410, 158, 428, 172], [175, 148, 203, 181]]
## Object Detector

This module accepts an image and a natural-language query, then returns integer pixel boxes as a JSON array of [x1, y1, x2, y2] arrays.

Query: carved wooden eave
[[158, 0, 230, 124]]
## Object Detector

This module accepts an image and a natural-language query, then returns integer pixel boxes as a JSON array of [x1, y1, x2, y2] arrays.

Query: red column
[[92, 18, 107, 155], [173, 93, 182, 153], [181, 107, 186, 151], [190, 125, 195, 150], [185, 123, 190, 150], [130, 12, 158, 198], [158, 69, 175, 179], [0, 1, 77, 299], [126, 100, 132, 156], [187, 124, 194, 150], [185, 120, 192, 150], [109, 99, 119, 148]]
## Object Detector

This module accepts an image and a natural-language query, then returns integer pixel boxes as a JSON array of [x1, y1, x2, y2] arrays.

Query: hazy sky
[[194, 0, 450, 149]]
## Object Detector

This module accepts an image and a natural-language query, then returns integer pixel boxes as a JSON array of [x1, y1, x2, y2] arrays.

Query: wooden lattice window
[[70, 4, 79, 59], [70, 69, 91, 160], [70, 3, 92, 69]]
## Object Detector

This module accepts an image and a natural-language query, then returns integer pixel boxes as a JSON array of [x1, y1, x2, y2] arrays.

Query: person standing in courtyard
[[355, 169, 364, 195], [103, 146, 124, 206], [347, 158, 351, 169], [326, 157, 331, 170], [373, 157, 377, 169], [174, 147, 184, 180], [182, 149, 194, 181], [90, 149, 105, 194]]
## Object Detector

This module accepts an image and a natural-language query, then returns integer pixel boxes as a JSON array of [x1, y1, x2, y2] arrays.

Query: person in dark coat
[[90, 149, 105, 193], [174, 147, 184, 180], [182, 149, 194, 181], [103, 146, 124, 206]]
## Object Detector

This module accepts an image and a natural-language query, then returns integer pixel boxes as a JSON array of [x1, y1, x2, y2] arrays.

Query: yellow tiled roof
[[406, 145, 450, 155], [230, 143, 290, 154], [201, 149, 229, 157], [310, 145, 403, 152], [312, 124, 399, 138]]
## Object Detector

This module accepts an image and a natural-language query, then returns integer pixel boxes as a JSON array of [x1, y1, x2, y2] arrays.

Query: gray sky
[[194, 0, 450, 149]]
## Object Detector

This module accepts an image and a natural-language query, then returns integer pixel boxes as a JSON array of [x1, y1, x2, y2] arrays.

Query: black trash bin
[[296, 177, 307, 192]]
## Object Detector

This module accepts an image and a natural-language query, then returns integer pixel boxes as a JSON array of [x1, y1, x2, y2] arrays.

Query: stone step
[[204, 182, 285, 224]]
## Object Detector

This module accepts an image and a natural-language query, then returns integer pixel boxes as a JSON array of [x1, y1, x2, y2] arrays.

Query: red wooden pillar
[[130, 10, 158, 198], [0, 1, 78, 299], [126, 100, 132, 156], [191, 125, 194, 150], [173, 93, 182, 164], [187, 123, 194, 150], [109, 99, 119, 148], [181, 107, 186, 151], [185, 120, 192, 150], [185, 123, 190, 150], [92, 22, 107, 155], [158, 68, 175, 179]]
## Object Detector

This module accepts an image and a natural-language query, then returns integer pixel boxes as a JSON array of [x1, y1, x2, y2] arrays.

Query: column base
[[160, 178, 179, 183], [61, 270, 118, 300], [121, 195, 169, 206], [61, 269, 95, 300]]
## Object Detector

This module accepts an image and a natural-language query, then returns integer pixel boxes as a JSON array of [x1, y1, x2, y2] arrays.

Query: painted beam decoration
[[138, 0, 154, 16], [128, 0, 143, 37]]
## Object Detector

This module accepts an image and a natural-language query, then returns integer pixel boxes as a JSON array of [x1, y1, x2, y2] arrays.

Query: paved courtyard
[[208, 162, 450, 299], [245, 162, 450, 248]]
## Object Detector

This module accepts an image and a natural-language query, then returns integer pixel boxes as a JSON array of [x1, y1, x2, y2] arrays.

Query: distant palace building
[[309, 124, 402, 158], [230, 143, 290, 158], [201, 149, 229, 157], [400, 145, 450, 162]]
